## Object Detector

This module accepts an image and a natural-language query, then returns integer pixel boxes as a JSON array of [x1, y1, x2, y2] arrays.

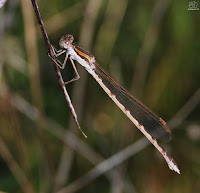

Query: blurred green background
[[0, 0, 200, 193]]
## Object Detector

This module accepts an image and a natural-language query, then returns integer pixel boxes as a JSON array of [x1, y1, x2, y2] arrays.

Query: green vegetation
[[0, 0, 200, 193]]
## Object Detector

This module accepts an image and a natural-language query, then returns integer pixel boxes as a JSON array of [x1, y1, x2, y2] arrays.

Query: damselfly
[[49, 34, 180, 174]]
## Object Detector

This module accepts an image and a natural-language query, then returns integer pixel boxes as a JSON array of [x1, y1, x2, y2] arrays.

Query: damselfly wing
[[49, 34, 180, 174]]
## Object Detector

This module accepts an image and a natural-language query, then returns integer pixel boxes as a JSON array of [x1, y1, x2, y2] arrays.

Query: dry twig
[[30, 0, 83, 136]]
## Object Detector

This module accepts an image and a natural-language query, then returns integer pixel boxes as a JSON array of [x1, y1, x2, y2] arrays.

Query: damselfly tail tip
[[168, 162, 180, 174], [172, 166, 180, 174], [177, 169, 181, 174]]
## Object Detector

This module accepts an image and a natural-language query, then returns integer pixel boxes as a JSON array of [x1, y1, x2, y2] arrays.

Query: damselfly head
[[59, 34, 74, 49]]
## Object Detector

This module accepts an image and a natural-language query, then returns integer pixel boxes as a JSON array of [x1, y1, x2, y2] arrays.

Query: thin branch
[[30, 0, 82, 135]]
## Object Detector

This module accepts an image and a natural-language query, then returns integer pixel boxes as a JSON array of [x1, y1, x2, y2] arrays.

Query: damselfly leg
[[48, 44, 87, 138], [49, 45, 80, 85]]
